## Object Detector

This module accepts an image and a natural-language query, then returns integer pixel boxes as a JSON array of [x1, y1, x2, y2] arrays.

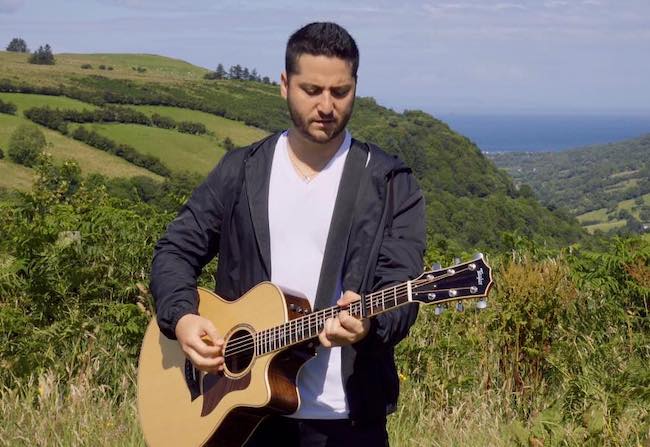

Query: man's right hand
[[175, 314, 225, 374]]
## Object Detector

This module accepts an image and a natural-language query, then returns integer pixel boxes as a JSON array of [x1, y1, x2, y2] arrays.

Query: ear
[[280, 71, 288, 99]]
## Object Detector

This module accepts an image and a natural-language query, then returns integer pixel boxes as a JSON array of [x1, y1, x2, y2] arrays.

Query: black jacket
[[150, 132, 426, 422]]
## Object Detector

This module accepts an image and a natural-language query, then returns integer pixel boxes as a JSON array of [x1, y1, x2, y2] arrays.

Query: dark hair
[[285, 22, 359, 79]]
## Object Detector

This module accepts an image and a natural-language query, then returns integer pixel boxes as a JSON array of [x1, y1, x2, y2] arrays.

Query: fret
[[381, 289, 385, 311]]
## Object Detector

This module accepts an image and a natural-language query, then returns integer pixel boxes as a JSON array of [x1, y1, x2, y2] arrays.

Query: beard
[[286, 94, 354, 145]]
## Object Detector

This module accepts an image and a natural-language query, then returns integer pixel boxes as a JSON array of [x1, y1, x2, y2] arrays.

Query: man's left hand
[[319, 290, 370, 348]]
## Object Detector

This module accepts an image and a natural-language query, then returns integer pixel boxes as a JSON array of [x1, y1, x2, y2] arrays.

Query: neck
[[286, 128, 346, 170], [252, 280, 412, 356]]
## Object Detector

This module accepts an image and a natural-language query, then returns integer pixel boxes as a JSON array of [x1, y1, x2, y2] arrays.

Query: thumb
[[337, 290, 361, 307]]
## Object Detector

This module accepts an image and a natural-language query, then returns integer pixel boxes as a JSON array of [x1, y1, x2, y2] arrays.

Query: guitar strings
[[221, 269, 473, 357], [221, 268, 475, 358], [222, 280, 472, 358]]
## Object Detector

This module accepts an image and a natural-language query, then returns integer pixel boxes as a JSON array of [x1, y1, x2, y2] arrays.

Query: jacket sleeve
[[149, 157, 229, 340], [354, 169, 426, 353]]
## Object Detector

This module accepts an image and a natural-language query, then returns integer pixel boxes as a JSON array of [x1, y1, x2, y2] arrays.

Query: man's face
[[281, 54, 356, 144]]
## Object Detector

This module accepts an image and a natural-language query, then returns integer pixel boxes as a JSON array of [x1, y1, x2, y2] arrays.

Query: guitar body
[[137, 282, 315, 447]]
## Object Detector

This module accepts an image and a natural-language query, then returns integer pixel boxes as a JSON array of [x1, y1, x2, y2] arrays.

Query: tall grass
[[2, 248, 648, 446]]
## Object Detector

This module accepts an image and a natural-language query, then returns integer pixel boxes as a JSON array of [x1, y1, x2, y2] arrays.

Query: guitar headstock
[[410, 253, 493, 307]]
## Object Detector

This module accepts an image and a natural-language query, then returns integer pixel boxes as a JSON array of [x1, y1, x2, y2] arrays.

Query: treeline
[[0, 77, 289, 132], [71, 127, 171, 177], [24, 105, 207, 135], [19, 106, 171, 176], [203, 63, 275, 84]]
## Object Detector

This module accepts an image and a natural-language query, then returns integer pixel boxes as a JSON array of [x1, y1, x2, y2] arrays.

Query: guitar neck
[[254, 282, 411, 356]]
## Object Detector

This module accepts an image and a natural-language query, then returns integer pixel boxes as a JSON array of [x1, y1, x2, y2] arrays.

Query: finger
[[337, 290, 361, 307], [184, 346, 223, 373], [318, 330, 332, 348], [191, 335, 221, 357], [201, 320, 224, 349], [339, 311, 363, 333]]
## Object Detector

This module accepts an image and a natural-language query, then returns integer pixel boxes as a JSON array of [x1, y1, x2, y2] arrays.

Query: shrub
[[81, 64, 92, 69], [0, 99, 17, 115], [176, 121, 207, 135], [7, 124, 47, 167], [223, 137, 235, 151], [98, 64, 106, 70], [0, 147, 4, 159], [151, 113, 176, 130]]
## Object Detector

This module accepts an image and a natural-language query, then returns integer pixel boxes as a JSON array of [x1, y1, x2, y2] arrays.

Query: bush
[[98, 64, 106, 70], [176, 121, 207, 135], [7, 124, 47, 167], [28, 44, 55, 65], [0, 99, 17, 115], [81, 64, 92, 69], [151, 113, 176, 130], [0, 147, 4, 159], [223, 137, 235, 151]]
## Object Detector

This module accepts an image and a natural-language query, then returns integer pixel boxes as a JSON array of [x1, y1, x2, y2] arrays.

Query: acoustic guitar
[[137, 254, 493, 447]]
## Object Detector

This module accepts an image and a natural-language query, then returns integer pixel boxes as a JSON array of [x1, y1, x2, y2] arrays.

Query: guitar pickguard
[[201, 371, 251, 417]]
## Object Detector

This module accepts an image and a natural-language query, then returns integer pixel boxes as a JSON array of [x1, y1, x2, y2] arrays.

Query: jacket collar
[[244, 132, 281, 279]]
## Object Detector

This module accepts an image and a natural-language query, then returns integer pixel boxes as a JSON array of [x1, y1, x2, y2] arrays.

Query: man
[[151, 22, 426, 446]]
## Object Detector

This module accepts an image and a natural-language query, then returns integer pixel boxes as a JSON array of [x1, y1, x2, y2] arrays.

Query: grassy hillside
[[131, 105, 268, 146], [0, 51, 585, 250], [488, 134, 650, 233], [0, 51, 208, 84], [79, 123, 225, 176], [0, 113, 162, 183]]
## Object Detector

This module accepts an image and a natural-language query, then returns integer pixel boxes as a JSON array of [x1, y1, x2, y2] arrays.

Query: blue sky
[[1, 0, 649, 115]]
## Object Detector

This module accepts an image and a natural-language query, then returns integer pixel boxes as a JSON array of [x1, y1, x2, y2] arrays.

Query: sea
[[437, 114, 650, 153]]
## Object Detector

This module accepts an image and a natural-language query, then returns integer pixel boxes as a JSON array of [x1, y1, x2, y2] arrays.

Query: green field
[[81, 123, 225, 175], [576, 208, 608, 223], [0, 114, 161, 184], [131, 105, 268, 146], [577, 193, 650, 231], [0, 159, 33, 191], [0, 92, 97, 113], [584, 220, 627, 233], [0, 51, 209, 85]]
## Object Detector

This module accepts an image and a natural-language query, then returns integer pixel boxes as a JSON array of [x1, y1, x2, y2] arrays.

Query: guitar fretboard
[[253, 282, 411, 356]]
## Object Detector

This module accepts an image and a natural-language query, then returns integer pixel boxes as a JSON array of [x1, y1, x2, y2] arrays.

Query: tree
[[6, 37, 28, 52], [215, 63, 227, 79], [8, 124, 47, 167], [242, 67, 250, 81], [250, 68, 260, 82], [28, 44, 55, 65]]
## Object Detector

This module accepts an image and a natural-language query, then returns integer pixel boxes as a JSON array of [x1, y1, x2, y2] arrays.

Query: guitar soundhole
[[224, 328, 254, 375]]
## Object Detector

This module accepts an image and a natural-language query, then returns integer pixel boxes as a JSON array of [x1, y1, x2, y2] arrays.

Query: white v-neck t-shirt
[[268, 130, 351, 419]]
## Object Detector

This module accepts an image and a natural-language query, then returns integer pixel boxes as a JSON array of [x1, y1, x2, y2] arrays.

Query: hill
[[488, 135, 650, 233], [0, 50, 585, 250]]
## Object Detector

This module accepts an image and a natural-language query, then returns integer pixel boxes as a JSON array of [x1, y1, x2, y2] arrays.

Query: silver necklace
[[288, 149, 318, 183]]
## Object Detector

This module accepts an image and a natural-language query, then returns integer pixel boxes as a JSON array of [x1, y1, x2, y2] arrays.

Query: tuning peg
[[434, 304, 445, 316], [476, 298, 488, 310], [455, 302, 464, 312], [431, 262, 442, 271]]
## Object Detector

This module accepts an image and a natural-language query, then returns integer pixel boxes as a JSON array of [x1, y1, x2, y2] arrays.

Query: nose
[[317, 92, 334, 116]]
